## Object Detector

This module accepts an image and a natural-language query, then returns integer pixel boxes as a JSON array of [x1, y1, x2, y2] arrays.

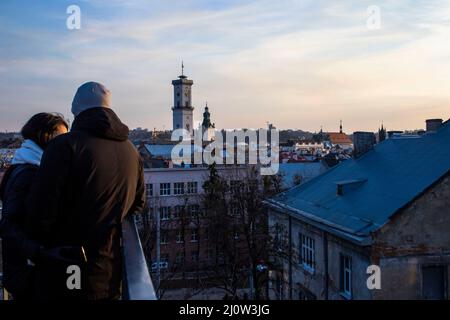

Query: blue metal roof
[[278, 162, 329, 189], [270, 121, 450, 237]]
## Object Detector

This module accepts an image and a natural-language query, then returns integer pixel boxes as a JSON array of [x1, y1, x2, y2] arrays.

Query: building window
[[160, 207, 171, 221], [160, 183, 171, 196], [175, 252, 185, 265], [145, 183, 153, 197], [176, 229, 184, 244], [152, 255, 169, 271], [422, 265, 447, 300], [274, 223, 286, 251], [234, 229, 240, 240], [161, 230, 169, 244], [340, 254, 352, 299], [187, 181, 198, 194], [143, 207, 153, 227], [191, 251, 199, 263], [160, 254, 169, 267], [173, 205, 183, 219], [189, 204, 200, 219], [191, 229, 199, 242], [174, 182, 185, 195], [299, 234, 315, 273]]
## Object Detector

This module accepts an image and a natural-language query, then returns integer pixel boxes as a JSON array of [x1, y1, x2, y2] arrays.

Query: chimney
[[353, 131, 376, 158], [426, 119, 443, 133]]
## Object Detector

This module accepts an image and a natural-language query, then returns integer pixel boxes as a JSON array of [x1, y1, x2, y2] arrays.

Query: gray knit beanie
[[71, 82, 111, 117]]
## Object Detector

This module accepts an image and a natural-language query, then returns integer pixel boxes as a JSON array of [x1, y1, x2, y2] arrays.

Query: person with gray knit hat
[[26, 81, 145, 300], [71, 81, 112, 117]]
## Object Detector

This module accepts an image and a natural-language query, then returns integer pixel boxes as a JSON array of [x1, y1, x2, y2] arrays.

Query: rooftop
[[326, 132, 353, 145], [268, 119, 450, 242]]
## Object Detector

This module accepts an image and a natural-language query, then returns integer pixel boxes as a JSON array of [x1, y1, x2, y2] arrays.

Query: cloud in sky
[[0, 0, 449, 132]]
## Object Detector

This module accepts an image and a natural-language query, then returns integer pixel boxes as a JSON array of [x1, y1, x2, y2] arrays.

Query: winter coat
[[26, 107, 145, 300]]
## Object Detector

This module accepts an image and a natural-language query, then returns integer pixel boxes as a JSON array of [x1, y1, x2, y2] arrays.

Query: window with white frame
[[145, 183, 153, 197], [160, 183, 171, 196], [340, 254, 352, 299], [160, 207, 171, 221], [176, 229, 184, 243], [230, 203, 239, 216], [299, 233, 315, 272], [187, 181, 198, 194], [189, 204, 200, 219], [174, 182, 185, 195], [191, 229, 199, 242]]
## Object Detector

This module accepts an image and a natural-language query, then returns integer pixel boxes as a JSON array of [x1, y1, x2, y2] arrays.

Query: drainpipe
[[288, 215, 293, 300], [323, 231, 329, 300]]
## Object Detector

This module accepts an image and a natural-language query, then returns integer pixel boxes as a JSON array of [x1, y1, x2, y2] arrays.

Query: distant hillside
[[279, 130, 313, 143]]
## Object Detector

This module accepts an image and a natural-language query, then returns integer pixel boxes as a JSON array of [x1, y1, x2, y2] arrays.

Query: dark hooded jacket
[[26, 107, 145, 300], [0, 164, 41, 299]]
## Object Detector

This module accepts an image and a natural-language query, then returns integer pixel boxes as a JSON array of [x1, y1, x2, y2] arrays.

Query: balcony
[[0, 214, 157, 300]]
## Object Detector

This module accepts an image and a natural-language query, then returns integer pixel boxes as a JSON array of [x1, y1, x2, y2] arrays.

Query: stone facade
[[268, 172, 450, 300]]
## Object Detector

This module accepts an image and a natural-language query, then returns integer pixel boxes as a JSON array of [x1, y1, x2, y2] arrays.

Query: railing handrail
[[122, 214, 157, 300]]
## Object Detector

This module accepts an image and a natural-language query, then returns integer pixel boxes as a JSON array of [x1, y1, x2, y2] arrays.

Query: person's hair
[[21, 113, 69, 149]]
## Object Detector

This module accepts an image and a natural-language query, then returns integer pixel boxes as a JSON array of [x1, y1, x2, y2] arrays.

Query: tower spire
[[181, 61, 184, 76], [340, 120, 343, 134]]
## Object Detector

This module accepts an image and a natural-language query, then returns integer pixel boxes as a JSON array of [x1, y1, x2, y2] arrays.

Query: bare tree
[[200, 164, 280, 300]]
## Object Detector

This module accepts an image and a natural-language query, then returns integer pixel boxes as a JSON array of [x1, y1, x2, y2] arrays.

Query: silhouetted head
[[21, 113, 69, 149]]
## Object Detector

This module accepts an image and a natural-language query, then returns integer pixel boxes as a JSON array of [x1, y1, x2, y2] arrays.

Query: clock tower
[[172, 63, 194, 136]]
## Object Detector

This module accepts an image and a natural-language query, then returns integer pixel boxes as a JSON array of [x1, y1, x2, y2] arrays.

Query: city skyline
[[1, 0, 450, 132]]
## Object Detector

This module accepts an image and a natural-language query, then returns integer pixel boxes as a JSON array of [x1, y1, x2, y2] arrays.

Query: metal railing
[[122, 214, 157, 300]]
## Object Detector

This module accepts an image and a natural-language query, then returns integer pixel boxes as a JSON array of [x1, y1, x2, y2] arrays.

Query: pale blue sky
[[1, 0, 449, 132]]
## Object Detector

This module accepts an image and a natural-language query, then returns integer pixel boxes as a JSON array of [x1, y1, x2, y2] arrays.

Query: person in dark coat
[[0, 113, 69, 299], [26, 82, 146, 300]]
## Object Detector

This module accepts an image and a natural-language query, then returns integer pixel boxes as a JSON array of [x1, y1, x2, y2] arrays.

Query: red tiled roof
[[327, 132, 353, 145]]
